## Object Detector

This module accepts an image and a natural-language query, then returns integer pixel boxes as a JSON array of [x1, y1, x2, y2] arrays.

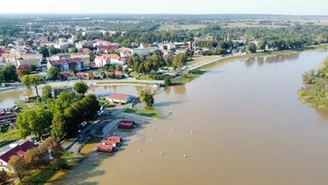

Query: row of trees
[[8, 138, 66, 182], [130, 52, 188, 74]]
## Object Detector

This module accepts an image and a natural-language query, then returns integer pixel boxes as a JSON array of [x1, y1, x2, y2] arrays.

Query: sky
[[1, 0, 328, 15]]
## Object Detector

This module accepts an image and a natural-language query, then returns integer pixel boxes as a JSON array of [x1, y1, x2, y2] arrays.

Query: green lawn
[[171, 70, 207, 85], [22, 169, 57, 185], [158, 24, 206, 31], [0, 127, 20, 147], [123, 108, 163, 119], [136, 74, 153, 80], [129, 71, 139, 78]]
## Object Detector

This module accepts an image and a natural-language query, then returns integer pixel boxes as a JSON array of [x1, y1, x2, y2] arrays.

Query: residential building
[[54, 42, 70, 49], [0, 140, 37, 172], [16, 54, 42, 67], [108, 93, 133, 104], [0, 53, 16, 65], [47, 58, 84, 72], [119, 48, 133, 58], [159, 43, 175, 51], [82, 30, 99, 36], [50, 53, 90, 68], [133, 47, 157, 56], [140, 42, 150, 49], [94, 54, 126, 67]]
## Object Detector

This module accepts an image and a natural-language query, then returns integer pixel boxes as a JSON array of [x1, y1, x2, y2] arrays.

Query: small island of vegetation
[[299, 57, 328, 109]]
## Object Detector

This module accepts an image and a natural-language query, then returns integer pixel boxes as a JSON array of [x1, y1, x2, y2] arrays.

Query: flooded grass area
[[123, 108, 163, 119], [171, 70, 206, 85], [80, 137, 102, 157]]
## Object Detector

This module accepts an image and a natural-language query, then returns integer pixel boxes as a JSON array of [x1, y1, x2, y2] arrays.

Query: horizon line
[[0, 13, 328, 16]]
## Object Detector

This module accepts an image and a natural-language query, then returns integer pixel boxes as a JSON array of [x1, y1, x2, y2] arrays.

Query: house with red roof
[[0, 140, 37, 172], [94, 54, 126, 67], [47, 58, 84, 72], [108, 93, 133, 104]]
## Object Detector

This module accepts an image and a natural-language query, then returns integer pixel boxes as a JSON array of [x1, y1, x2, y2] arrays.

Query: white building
[[133, 47, 157, 56], [82, 30, 99, 36], [119, 48, 133, 58], [108, 93, 133, 104], [94, 54, 126, 67], [16, 54, 42, 67], [54, 42, 70, 49]]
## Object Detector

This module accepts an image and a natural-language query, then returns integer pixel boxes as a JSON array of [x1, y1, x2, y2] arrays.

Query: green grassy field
[[158, 24, 206, 31], [171, 70, 206, 85], [0, 127, 20, 147], [123, 108, 163, 119], [188, 56, 219, 65]]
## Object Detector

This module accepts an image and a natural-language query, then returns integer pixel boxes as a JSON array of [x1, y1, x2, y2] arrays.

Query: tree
[[23, 147, 48, 168], [116, 64, 123, 71], [139, 90, 154, 107], [38, 47, 50, 58], [247, 43, 257, 53], [127, 56, 133, 67], [16, 107, 53, 139], [89, 52, 95, 63], [0, 171, 8, 183], [164, 77, 172, 86], [0, 64, 17, 82], [42, 85, 53, 101], [79, 94, 100, 121], [172, 53, 187, 68], [69, 47, 78, 53], [51, 113, 65, 139], [50, 92, 77, 114], [8, 156, 28, 182], [40, 137, 64, 159], [17, 69, 29, 79], [50, 158, 69, 170], [21, 74, 44, 97], [73, 81, 89, 95], [164, 54, 174, 66], [302, 69, 317, 85], [29, 64, 37, 72]]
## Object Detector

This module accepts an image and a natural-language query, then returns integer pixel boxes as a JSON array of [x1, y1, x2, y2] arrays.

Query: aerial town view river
[[2, 51, 328, 185]]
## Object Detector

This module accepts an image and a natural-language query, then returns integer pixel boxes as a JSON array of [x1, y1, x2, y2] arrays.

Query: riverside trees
[[298, 58, 328, 109]]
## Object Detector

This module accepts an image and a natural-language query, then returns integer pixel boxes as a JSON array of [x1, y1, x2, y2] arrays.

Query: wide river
[[3, 51, 328, 185]]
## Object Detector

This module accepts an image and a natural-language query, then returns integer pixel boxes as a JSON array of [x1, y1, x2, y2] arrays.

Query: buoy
[[138, 149, 141, 152], [191, 131, 194, 134], [171, 129, 175, 132], [152, 126, 155, 130], [183, 154, 187, 158], [160, 152, 163, 155]]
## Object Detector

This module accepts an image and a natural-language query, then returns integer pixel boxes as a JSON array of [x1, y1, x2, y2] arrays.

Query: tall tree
[[16, 107, 53, 139], [40, 137, 63, 159], [42, 85, 53, 101], [47, 66, 60, 80], [73, 81, 89, 95], [164, 54, 174, 66], [0, 64, 17, 82], [8, 156, 28, 182], [247, 43, 257, 53], [139, 90, 154, 108], [51, 114, 65, 139], [21, 74, 44, 97], [172, 53, 187, 69]]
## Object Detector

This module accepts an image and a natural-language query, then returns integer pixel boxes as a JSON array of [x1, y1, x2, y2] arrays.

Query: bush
[[182, 73, 187, 78], [120, 102, 125, 105], [0, 171, 8, 182], [50, 158, 69, 170], [298, 91, 307, 97]]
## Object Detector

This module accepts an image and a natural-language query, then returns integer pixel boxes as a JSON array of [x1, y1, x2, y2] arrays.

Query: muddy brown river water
[[3, 51, 328, 185]]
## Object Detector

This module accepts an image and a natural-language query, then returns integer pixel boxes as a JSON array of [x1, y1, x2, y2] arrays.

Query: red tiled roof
[[95, 54, 121, 61], [108, 93, 130, 101], [0, 140, 37, 163], [17, 65, 30, 70], [49, 58, 82, 65], [60, 71, 75, 77], [81, 48, 91, 54]]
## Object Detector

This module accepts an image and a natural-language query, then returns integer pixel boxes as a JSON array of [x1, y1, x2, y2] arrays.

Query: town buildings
[[108, 93, 133, 104], [47, 58, 84, 72]]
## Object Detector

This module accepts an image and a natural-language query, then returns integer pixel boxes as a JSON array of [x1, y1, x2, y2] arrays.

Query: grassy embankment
[[123, 107, 163, 119], [96, 81, 150, 85], [0, 127, 20, 147]]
